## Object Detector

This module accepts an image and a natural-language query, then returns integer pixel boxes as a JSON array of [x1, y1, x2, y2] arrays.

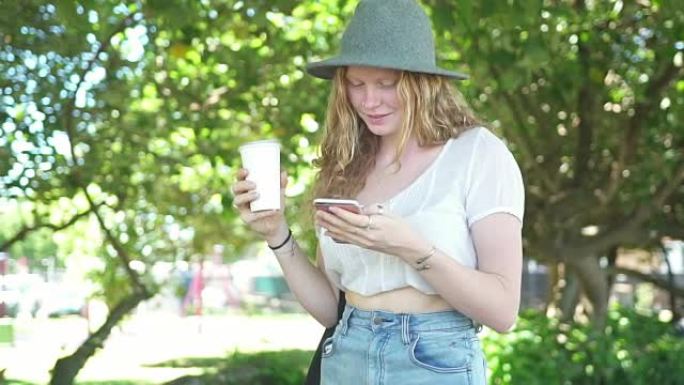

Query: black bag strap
[[304, 291, 346, 385]]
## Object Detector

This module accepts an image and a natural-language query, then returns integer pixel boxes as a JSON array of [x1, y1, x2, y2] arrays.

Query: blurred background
[[0, 0, 683, 384]]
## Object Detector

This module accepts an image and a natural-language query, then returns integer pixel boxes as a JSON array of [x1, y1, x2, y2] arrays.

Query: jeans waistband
[[338, 304, 478, 345]]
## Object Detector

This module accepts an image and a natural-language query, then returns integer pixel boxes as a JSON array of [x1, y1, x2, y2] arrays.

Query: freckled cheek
[[347, 90, 364, 109], [380, 89, 400, 109]]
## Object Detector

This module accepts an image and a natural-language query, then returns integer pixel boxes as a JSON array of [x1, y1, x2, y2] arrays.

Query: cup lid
[[238, 139, 280, 151]]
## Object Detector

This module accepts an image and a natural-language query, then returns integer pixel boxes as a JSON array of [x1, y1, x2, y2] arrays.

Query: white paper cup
[[238, 139, 281, 212]]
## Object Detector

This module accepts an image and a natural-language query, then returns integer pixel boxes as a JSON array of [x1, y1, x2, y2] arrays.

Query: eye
[[379, 80, 397, 88], [346, 80, 363, 87]]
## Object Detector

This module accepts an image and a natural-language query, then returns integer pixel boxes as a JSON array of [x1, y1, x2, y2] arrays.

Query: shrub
[[483, 306, 684, 385], [157, 349, 312, 385]]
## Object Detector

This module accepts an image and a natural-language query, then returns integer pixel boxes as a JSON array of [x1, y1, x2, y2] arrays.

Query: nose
[[361, 86, 381, 109]]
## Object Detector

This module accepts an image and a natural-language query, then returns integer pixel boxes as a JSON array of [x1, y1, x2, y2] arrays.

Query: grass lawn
[[2, 312, 323, 385], [6, 349, 313, 385], [154, 349, 313, 385]]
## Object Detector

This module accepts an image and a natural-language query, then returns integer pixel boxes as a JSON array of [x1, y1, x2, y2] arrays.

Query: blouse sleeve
[[464, 130, 525, 228]]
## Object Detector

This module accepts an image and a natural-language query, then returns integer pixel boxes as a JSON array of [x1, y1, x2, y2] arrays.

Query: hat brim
[[306, 56, 469, 80]]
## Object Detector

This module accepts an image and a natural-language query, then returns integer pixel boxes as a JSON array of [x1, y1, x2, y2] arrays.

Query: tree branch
[[558, 222, 649, 261], [610, 266, 684, 299], [603, 61, 683, 203], [652, 161, 684, 208], [0, 206, 97, 252], [63, 12, 140, 146], [81, 192, 150, 296], [550, 159, 683, 261], [573, 26, 594, 186], [59, 12, 150, 297], [465, 7, 555, 194], [487, 66, 557, 193], [626, 160, 684, 227]]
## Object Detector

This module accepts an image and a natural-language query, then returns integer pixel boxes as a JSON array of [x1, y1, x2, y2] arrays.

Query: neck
[[376, 135, 420, 168]]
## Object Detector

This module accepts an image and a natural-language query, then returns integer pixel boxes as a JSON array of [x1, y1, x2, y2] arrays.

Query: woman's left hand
[[314, 204, 431, 263]]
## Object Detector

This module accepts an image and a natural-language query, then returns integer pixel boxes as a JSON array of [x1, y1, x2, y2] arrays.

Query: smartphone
[[313, 198, 363, 214]]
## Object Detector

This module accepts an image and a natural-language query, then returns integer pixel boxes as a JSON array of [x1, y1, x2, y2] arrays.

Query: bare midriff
[[346, 286, 453, 313]]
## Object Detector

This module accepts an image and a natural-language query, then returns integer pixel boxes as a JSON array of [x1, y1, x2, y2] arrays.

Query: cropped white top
[[317, 127, 525, 296]]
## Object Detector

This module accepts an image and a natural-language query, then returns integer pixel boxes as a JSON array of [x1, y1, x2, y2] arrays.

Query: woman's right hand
[[231, 168, 289, 245]]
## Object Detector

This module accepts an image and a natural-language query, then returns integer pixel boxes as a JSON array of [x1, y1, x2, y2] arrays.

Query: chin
[[367, 128, 394, 137], [364, 124, 400, 137]]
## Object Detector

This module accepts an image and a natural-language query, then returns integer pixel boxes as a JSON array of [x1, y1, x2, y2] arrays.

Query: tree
[[1, 0, 682, 383], [428, 0, 684, 326], [1, 1, 349, 383]]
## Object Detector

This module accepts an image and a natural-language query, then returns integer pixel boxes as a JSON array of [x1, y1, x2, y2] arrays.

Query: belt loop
[[401, 314, 411, 345], [340, 305, 353, 336]]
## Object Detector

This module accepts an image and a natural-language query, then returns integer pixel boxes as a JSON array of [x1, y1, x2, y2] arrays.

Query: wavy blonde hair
[[312, 67, 482, 199]]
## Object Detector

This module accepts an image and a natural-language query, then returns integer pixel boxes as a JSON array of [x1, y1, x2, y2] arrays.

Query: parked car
[[34, 283, 87, 318], [0, 275, 88, 318]]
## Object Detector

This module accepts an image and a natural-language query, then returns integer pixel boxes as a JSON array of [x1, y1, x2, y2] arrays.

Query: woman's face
[[345, 66, 403, 139]]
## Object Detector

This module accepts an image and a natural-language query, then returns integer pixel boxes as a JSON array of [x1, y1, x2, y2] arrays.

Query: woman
[[231, 1, 524, 384]]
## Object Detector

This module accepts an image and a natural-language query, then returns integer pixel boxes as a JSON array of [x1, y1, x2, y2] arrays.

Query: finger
[[233, 190, 259, 207], [315, 211, 348, 235], [317, 210, 366, 235], [315, 209, 348, 229], [231, 180, 256, 196], [329, 207, 370, 228], [237, 168, 249, 180]]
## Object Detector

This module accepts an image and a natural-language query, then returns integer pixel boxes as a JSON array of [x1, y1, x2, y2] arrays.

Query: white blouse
[[318, 126, 525, 296]]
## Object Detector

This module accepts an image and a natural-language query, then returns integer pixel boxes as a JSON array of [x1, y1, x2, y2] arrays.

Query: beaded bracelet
[[268, 228, 292, 251], [415, 246, 436, 271]]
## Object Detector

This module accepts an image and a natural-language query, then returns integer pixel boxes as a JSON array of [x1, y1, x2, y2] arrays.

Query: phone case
[[313, 198, 362, 214]]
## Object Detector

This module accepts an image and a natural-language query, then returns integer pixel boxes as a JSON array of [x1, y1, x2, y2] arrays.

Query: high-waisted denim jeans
[[321, 304, 487, 385]]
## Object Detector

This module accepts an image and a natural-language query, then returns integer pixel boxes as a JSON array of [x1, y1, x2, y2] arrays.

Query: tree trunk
[[660, 246, 680, 323], [559, 269, 581, 322], [570, 256, 609, 329], [49, 290, 153, 385], [605, 247, 618, 293], [545, 263, 560, 313]]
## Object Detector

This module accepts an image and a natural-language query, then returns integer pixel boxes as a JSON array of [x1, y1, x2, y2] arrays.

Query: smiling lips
[[364, 112, 391, 124]]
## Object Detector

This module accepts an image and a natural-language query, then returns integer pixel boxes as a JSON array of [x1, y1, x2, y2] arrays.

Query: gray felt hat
[[306, 0, 468, 80]]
